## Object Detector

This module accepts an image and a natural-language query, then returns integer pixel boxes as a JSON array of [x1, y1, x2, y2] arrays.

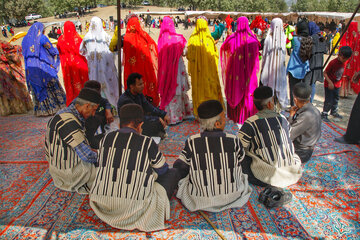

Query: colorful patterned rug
[[0, 114, 359, 239]]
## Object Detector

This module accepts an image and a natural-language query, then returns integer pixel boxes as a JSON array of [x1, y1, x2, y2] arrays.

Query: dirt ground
[[1, 5, 357, 129]]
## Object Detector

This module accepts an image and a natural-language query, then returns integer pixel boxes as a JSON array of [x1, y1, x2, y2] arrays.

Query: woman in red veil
[[57, 21, 89, 106], [123, 15, 159, 106], [339, 21, 360, 96]]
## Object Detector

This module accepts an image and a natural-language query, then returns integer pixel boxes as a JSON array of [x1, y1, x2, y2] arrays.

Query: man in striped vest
[[238, 86, 303, 188], [45, 88, 101, 194], [89, 104, 180, 231], [174, 100, 252, 212]]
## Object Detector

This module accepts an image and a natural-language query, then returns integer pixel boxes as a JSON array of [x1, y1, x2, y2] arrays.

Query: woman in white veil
[[260, 18, 288, 109], [80, 17, 118, 106]]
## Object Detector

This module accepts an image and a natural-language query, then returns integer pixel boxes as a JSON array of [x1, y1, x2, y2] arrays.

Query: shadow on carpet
[[0, 115, 359, 239]]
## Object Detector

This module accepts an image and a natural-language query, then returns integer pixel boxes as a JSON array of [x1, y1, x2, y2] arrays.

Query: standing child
[[321, 46, 352, 122]]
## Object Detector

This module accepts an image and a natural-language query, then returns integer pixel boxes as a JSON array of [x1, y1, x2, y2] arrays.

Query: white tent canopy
[[297, 12, 360, 20], [185, 11, 293, 18], [133, 11, 185, 16], [134, 11, 359, 21]]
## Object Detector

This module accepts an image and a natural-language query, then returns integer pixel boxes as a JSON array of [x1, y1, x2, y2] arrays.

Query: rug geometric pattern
[[0, 114, 359, 239]]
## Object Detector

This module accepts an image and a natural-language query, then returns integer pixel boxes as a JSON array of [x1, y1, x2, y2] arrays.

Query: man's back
[[89, 127, 170, 231], [290, 103, 321, 150], [45, 112, 95, 194], [238, 110, 302, 188], [176, 131, 252, 212]]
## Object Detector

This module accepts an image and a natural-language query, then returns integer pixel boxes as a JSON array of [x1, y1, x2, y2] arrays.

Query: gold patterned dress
[[0, 41, 32, 116]]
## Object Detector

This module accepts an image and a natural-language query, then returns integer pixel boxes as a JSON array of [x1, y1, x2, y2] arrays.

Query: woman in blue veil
[[22, 22, 66, 116]]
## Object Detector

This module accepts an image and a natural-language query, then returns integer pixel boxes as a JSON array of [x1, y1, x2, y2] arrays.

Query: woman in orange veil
[[123, 15, 159, 106]]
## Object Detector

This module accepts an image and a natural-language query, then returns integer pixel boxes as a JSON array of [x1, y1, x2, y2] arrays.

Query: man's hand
[[105, 109, 114, 124], [289, 106, 299, 117], [163, 115, 170, 125], [324, 72, 335, 90], [159, 117, 166, 128]]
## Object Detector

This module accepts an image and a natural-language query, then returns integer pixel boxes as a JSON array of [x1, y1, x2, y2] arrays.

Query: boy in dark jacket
[[84, 80, 114, 149]]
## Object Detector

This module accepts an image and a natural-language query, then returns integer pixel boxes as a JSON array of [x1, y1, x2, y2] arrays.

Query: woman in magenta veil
[[220, 16, 260, 124], [158, 16, 192, 124]]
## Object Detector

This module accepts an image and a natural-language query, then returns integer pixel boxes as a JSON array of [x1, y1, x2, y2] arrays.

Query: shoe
[[258, 186, 282, 204], [258, 187, 273, 204], [334, 136, 347, 144], [264, 190, 293, 209], [331, 112, 343, 119], [158, 131, 168, 140], [335, 136, 360, 145], [321, 114, 330, 122]]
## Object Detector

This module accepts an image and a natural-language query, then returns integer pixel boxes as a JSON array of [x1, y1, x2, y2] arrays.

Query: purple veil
[[22, 22, 60, 102], [158, 16, 187, 109], [220, 17, 260, 123]]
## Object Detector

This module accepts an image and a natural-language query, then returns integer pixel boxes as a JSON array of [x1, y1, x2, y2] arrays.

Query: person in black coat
[[335, 72, 360, 144], [117, 73, 170, 139]]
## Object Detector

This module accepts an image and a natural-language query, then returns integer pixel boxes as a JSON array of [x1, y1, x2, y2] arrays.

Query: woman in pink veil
[[158, 16, 192, 124], [220, 16, 260, 124]]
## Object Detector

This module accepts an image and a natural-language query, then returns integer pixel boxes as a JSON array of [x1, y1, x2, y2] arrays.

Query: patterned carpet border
[[0, 114, 359, 239]]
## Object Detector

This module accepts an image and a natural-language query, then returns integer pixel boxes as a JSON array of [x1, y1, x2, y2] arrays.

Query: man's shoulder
[[249, 112, 288, 130], [298, 104, 321, 119], [244, 114, 261, 124], [118, 90, 131, 99], [48, 111, 78, 125], [223, 133, 238, 140], [57, 112, 81, 123], [187, 133, 202, 141], [103, 130, 151, 144], [118, 91, 134, 104], [187, 132, 238, 140], [249, 114, 261, 121]]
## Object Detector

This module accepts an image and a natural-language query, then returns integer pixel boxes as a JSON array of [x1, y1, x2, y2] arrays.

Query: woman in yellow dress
[[332, 31, 340, 55], [187, 17, 223, 117]]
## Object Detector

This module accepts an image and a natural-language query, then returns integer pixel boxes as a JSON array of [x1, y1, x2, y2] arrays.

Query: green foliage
[[0, 0, 45, 21], [292, 0, 359, 12], [1, 0, 358, 24], [49, 0, 92, 15], [172, 0, 288, 12]]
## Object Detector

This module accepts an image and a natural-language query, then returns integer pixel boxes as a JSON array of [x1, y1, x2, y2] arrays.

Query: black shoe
[[259, 186, 282, 204], [331, 112, 343, 119], [258, 187, 273, 204], [334, 136, 348, 144], [321, 114, 330, 122], [158, 131, 168, 140], [335, 136, 360, 145], [264, 190, 293, 209]]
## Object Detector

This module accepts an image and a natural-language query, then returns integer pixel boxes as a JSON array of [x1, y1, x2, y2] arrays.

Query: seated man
[[238, 86, 302, 188], [289, 82, 322, 163], [117, 73, 170, 138], [89, 104, 180, 231], [174, 100, 252, 212], [45, 88, 101, 194], [83, 80, 114, 149]]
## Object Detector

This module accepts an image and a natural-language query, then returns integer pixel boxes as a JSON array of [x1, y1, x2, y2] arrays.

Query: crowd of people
[[1, 25, 14, 38], [0, 12, 359, 232]]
